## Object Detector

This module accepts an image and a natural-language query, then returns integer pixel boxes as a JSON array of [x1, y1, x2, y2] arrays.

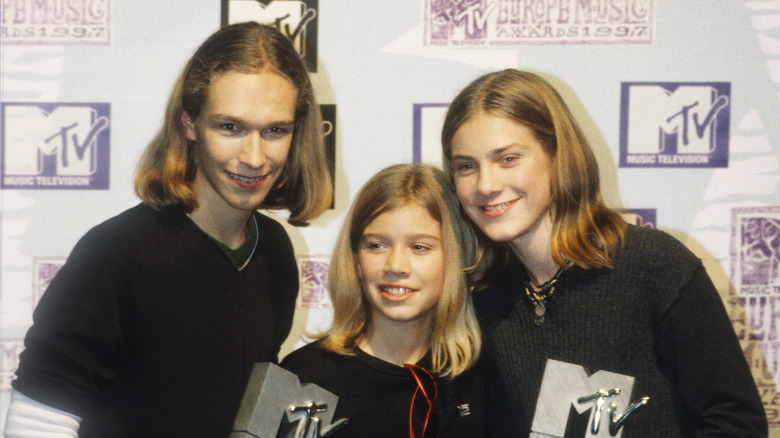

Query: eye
[[452, 161, 476, 175], [411, 244, 432, 253], [263, 125, 292, 139], [215, 121, 244, 135], [361, 240, 387, 252], [501, 155, 520, 166]]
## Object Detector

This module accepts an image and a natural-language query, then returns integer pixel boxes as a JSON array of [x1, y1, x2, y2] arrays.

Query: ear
[[181, 111, 197, 141]]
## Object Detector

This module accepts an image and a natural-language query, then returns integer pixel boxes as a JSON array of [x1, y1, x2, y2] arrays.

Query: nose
[[239, 131, 268, 169], [384, 246, 410, 278], [476, 165, 501, 197]]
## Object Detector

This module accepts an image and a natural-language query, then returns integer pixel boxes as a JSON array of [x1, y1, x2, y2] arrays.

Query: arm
[[4, 389, 81, 438], [658, 266, 768, 437], [12, 241, 123, 423]]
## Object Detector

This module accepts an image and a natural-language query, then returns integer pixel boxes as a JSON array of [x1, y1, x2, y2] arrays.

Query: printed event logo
[[424, 0, 653, 46], [731, 207, 780, 346], [1, 102, 111, 190], [2, 0, 111, 45], [296, 255, 332, 309], [33, 257, 67, 311], [222, 0, 319, 72], [729, 206, 780, 424], [619, 82, 730, 168]]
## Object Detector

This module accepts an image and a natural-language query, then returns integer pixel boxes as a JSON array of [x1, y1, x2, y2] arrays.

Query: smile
[[480, 199, 516, 216], [227, 171, 269, 189], [379, 285, 418, 302], [380, 286, 415, 295]]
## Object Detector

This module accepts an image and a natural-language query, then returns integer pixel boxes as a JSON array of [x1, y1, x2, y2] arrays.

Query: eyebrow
[[203, 113, 295, 128], [361, 232, 441, 241], [451, 143, 525, 161]]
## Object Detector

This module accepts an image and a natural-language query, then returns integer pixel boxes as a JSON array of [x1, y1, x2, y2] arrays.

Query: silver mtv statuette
[[288, 402, 349, 438], [577, 388, 649, 436], [531, 359, 649, 438], [231, 363, 349, 438]]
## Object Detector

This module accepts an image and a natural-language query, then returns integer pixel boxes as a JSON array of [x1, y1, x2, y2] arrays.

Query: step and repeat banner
[[1, 0, 779, 434]]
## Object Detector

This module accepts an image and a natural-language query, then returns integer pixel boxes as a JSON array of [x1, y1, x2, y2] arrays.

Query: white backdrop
[[1, 0, 779, 434]]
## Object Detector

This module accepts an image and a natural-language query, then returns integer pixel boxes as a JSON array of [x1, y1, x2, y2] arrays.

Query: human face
[[357, 203, 445, 332], [450, 112, 554, 253], [183, 69, 298, 219]]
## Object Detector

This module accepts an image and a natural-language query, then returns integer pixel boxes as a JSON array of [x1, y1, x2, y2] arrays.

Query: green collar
[[209, 215, 259, 270]]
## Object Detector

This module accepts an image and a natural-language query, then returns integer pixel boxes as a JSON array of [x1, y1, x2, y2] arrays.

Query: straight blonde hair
[[321, 164, 481, 378]]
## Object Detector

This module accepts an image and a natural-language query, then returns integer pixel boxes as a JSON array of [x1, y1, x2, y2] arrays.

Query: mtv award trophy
[[231, 363, 349, 438]]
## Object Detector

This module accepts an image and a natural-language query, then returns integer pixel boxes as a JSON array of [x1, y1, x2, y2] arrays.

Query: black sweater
[[475, 225, 767, 437], [281, 341, 487, 438], [13, 203, 298, 437]]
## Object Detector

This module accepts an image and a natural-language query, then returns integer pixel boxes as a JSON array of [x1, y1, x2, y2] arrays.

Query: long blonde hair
[[134, 22, 332, 224], [321, 164, 481, 378]]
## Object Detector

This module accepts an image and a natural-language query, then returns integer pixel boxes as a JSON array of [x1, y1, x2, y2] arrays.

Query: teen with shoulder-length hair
[[282, 163, 486, 438], [6, 22, 332, 438], [135, 21, 331, 223], [442, 69, 767, 437]]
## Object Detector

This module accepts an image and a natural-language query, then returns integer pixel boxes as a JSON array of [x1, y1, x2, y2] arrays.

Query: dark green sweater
[[475, 225, 767, 437]]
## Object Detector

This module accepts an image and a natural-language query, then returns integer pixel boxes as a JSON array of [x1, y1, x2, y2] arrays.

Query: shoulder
[[281, 342, 331, 366], [623, 224, 693, 256], [253, 212, 295, 260], [618, 225, 702, 276], [281, 342, 347, 372], [80, 203, 184, 244], [280, 342, 358, 385], [254, 212, 291, 244]]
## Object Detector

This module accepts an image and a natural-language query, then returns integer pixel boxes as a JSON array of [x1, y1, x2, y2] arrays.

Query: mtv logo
[[531, 359, 649, 438], [296, 255, 331, 309], [2, 102, 110, 189], [619, 82, 730, 168], [232, 363, 346, 438], [224, 0, 319, 72]]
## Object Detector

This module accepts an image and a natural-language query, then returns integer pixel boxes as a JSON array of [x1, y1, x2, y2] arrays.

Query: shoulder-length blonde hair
[[442, 69, 626, 280], [321, 163, 481, 378], [134, 21, 331, 224]]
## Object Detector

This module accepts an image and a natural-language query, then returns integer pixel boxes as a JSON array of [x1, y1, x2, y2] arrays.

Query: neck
[[509, 213, 560, 285], [187, 207, 251, 249], [358, 318, 431, 367]]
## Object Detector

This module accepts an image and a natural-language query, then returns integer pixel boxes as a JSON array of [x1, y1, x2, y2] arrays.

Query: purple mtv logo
[[1, 102, 110, 189], [297, 255, 332, 309], [33, 257, 66, 310], [427, 0, 492, 42], [619, 82, 730, 168], [737, 214, 780, 287]]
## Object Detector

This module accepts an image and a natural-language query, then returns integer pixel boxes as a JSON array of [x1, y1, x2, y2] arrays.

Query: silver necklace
[[524, 266, 566, 326]]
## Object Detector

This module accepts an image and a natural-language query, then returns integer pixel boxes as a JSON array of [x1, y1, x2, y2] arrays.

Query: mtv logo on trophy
[[231, 363, 348, 438]]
